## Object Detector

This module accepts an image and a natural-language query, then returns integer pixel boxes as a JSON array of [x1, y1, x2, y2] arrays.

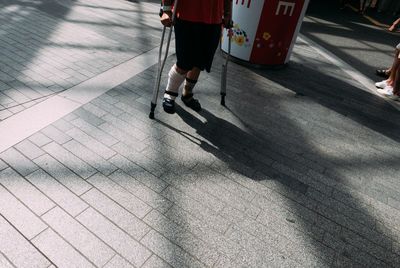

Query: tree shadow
[[0, 0, 76, 120], [150, 95, 400, 266], [253, 61, 400, 143], [302, 0, 400, 78]]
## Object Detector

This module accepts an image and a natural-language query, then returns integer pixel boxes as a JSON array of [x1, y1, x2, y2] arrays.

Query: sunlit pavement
[[0, 0, 400, 267]]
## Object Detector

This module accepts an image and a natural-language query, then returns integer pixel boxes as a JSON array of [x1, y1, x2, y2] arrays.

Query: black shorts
[[174, 19, 221, 73]]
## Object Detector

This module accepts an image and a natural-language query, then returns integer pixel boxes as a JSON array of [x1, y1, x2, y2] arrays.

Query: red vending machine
[[222, 0, 310, 66]]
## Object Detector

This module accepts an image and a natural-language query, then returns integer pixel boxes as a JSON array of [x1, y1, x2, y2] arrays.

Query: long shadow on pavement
[[150, 47, 400, 265], [302, 0, 400, 79]]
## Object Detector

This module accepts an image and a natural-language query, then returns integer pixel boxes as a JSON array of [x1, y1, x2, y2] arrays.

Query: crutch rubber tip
[[149, 102, 156, 119], [220, 95, 226, 106]]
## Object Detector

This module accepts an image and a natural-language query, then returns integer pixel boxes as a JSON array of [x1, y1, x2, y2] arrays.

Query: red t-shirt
[[175, 0, 225, 24]]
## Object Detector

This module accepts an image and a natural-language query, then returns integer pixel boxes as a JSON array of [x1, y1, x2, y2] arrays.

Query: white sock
[[164, 65, 186, 100]]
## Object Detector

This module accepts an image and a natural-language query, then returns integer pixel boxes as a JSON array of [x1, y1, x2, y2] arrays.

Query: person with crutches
[[159, 0, 233, 114]]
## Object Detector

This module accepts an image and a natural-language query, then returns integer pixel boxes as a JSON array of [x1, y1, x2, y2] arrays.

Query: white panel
[[222, 0, 265, 61]]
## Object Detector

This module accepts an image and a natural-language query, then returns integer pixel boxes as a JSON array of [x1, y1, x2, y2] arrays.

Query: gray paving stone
[[102, 113, 148, 141], [91, 98, 125, 117], [340, 228, 394, 266], [82, 102, 108, 118], [2, 88, 30, 103], [161, 186, 231, 234], [140, 230, 206, 268], [0, 109, 13, 120], [306, 186, 376, 230], [14, 139, 45, 160], [108, 153, 167, 193], [8, 104, 25, 114], [42, 207, 115, 267], [63, 139, 118, 176], [0, 185, 47, 240], [63, 112, 79, 122], [142, 254, 172, 268], [0, 158, 7, 171], [161, 174, 225, 214], [0, 216, 50, 268], [315, 202, 392, 250], [32, 228, 95, 268], [70, 117, 118, 147], [144, 210, 220, 267], [224, 224, 306, 268], [52, 118, 74, 133], [0, 253, 14, 268], [341, 243, 386, 267], [213, 254, 249, 268], [111, 141, 170, 179], [389, 197, 400, 211], [41, 125, 72, 145], [42, 142, 97, 180], [0, 147, 38, 176], [187, 167, 256, 214], [103, 255, 134, 268], [221, 205, 329, 262], [253, 193, 342, 236], [87, 173, 152, 219], [33, 154, 92, 196], [77, 207, 152, 267], [66, 127, 116, 160], [26, 170, 89, 217], [331, 254, 364, 268], [0, 168, 55, 216], [81, 188, 150, 240], [73, 107, 105, 126], [109, 169, 172, 213], [98, 122, 149, 152]]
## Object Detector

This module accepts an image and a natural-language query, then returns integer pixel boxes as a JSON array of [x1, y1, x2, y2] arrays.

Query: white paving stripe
[[1, 34, 396, 154], [298, 34, 400, 112], [0, 45, 174, 154]]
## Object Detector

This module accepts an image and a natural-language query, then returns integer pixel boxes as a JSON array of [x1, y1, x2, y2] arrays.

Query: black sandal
[[181, 93, 201, 112], [376, 69, 390, 78], [163, 91, 178, 114]]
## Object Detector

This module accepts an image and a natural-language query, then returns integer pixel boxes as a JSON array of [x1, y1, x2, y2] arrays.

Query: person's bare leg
[[181, 67, 202, 111], [388, 52, 400, 84], [393, 57, 400, 96], [183, 67, 201, 97]]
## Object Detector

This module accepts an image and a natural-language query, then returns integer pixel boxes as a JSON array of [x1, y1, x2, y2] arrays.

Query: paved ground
[[1, 0, 400, 267]]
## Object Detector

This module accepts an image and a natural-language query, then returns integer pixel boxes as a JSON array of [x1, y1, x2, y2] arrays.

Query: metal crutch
[[220, 27, 232, 106], [149, 0, 179, 119]]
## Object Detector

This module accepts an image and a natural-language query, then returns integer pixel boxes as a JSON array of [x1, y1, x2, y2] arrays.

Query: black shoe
[[162, 98, 176, 114], [181, 94, 201, 112]]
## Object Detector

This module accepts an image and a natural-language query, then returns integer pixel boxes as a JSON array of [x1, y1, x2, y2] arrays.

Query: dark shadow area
[[254, 60, 400, 143], [303, 0, 400, 79], [142, 46, 400, 265], [153, 97, 399, 266]]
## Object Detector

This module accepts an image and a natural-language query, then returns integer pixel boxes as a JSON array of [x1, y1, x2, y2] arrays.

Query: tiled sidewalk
[[1, 0, 400, 268], [0, 0, 160, 121]]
